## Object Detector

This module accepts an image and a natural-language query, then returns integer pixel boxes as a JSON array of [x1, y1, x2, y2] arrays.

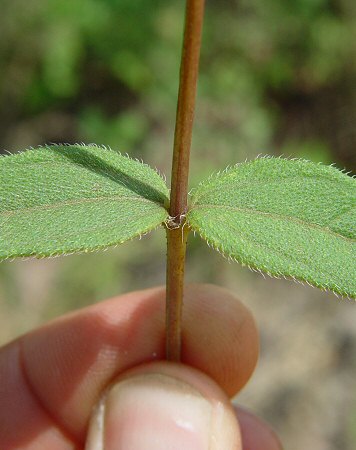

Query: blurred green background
[[0, 0, 356, 448]]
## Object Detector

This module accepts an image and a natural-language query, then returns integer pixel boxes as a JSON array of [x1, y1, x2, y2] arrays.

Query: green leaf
[[187, 157, 356, 298], [0, 144, 169, 259]]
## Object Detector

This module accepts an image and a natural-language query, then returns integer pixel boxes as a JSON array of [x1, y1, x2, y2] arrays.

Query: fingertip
[[86, 361, 242, 450], [183, 284, 259, 396], [235, 406, 284, 450]]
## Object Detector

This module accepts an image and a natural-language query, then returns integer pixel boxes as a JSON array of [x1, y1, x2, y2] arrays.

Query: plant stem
[[166, 226, 189, 361], [169, 0, 205, 218], [166, 0, 205, 361]]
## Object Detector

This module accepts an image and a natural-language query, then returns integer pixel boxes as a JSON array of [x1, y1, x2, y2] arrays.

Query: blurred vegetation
[[1, 1, 356, 449], [1, 0, 356, 169]]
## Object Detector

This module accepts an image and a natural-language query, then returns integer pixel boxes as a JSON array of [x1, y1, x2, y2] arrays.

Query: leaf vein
[[1, 195, 166, 218], [189, 204, 356, 243]]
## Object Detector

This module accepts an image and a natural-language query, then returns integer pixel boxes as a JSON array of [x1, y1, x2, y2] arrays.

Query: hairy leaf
[[0, 145, 169, 259], [187, 158, 356, 298]]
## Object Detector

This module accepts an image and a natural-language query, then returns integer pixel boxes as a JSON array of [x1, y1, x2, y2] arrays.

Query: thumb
[[85, 361, 241, 450]]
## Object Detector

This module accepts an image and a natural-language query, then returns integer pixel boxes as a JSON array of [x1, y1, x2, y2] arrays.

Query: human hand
[[0, 284, 282, 449]]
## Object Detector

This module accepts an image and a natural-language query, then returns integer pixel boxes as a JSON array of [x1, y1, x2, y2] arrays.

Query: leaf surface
[[187, 158, 356, 297], [0, 145, 169, 259]]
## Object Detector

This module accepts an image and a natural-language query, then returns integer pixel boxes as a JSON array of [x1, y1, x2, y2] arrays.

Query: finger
[[235, 407, 283, 450], [182, 284, 258, 397], [1, 284, 258, 445], [0, 341, 76, 450], [86, 361, 241, 450]]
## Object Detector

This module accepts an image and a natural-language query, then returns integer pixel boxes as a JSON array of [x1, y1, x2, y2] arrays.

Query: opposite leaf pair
[[0, 144, 355, 297]]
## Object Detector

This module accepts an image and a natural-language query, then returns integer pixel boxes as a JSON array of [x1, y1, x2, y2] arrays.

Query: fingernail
[[86, 372, 235, 450]]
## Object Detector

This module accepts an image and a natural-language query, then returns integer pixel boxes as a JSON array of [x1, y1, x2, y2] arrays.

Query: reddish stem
[[166, 0, 205, 361]]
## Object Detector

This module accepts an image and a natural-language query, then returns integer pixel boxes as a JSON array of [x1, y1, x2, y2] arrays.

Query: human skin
[[0, 284, 282, 449]]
